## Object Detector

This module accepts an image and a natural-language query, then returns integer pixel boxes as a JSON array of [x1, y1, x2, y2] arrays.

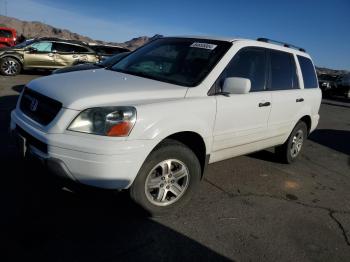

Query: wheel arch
[[0, 55, 24, 69], [299, 115, 312, 135], [155, 131, 209, 178]]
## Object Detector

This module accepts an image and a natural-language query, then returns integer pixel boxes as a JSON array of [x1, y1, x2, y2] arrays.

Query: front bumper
[[11, 109, 155, 190]]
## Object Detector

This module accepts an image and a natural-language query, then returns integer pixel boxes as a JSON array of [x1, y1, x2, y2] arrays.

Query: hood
[[27, 69, 188, 110], [0, 47, 22, 54]]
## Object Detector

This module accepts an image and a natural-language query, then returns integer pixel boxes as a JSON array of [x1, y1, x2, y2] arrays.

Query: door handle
[[72, 54, 79, 58], [259, 102, 271, 107], [48, 53, 54, 57], [296, 98, 304, 103]]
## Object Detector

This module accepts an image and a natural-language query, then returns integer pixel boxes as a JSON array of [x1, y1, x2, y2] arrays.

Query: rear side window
[[92, 46, 128, 55], [297, 56, 318, 88], [53, 43, 90, 53], [269, 50, 298, 90], [224, 47, 267, 92]]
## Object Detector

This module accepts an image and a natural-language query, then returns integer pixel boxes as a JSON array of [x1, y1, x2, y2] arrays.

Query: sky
[[2, 0, 350, 70]]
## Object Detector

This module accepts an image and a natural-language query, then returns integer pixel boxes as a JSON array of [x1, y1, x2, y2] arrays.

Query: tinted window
[[0, 29, 13, 38], [224, 47, 267, 92], [30, 42, 53, 52], [269, 50, 298, 90], [298, 56, 318, 88], [53, 43, 89, 53], [92, 46, 128, 55], [111, 38, 232, 87], [99, 52, 129, 67]]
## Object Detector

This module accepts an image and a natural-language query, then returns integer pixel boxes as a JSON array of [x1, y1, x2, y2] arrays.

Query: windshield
[[111, 38, 232, 87], [14, 39, 35, 48], [0, 29, 13, 38]]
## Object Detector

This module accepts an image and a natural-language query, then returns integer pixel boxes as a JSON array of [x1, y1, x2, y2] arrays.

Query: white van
[[11, 36, 321, 215]]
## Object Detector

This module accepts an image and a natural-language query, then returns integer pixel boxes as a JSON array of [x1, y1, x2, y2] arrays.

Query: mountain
[[120, 34, 163, 50], [0, 16, 349, 74], [0, 15, 95, 43], [0, 15, 159, 50], [316, 67, 348, 77]]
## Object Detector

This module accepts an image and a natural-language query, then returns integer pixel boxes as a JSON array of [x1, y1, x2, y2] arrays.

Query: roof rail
[[257, 38, 306, 52]]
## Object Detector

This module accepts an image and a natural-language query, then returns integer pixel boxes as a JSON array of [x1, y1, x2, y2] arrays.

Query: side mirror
[[222, 77, 251, 94], [26, 47, 37, 53]]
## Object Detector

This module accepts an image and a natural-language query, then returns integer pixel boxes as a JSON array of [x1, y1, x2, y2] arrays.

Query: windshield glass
[[14, 39, 35, 48], [111, 38, 231, 87], [0, 29, 13, 38]]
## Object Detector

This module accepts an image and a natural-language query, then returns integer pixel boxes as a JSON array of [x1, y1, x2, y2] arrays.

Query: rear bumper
[[11, 109, 155, 190]]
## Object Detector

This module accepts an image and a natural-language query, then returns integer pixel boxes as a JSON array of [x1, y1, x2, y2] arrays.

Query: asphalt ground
[[0, 72, 350, 262]]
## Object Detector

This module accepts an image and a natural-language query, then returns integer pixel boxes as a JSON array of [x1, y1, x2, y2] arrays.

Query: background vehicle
[[318, 74, 338, 97], [0, 37, 98, 76], [88, 44, 129, 61], [52, 52, 130, 74], [0, 27, 17, 48], [336, 73, 350, 98], [11, 37, 321, 215]]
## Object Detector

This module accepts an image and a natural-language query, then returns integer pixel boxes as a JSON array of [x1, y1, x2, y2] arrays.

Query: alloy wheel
[[2, 60, 19, 75], [290, 129, 304, 158], [145, 159, 190, 206]]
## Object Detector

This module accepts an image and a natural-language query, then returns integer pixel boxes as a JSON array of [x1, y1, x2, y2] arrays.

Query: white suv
[[11, 36, 321, 215]]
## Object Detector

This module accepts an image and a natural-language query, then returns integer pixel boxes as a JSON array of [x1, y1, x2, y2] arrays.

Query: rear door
[[52, 42, 97, 67], [267, 49, 302, 138], [24, 41, 56, 68], [296, 55, 322, 130]]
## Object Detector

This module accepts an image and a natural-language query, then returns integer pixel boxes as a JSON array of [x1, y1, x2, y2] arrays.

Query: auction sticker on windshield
[[190, 42, 217, 50]]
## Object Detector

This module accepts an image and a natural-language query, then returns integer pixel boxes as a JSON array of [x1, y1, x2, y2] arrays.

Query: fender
[[130, 96, 217, 155], [0, 53, 24, 65]]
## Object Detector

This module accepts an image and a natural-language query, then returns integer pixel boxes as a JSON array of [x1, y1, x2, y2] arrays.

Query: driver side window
[[223, 47, 267, 92], [30, 42, 53, 53]]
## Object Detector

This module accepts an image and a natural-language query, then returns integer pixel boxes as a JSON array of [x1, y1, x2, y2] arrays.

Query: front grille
[[16, 125, 48, 154], [20, 87, 62, 126]]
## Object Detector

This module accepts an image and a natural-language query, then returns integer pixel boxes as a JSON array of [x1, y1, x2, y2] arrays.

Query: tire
[[0, 57, 22, 76], [129, 139, 201, 216], [275, 121, 308, 164]]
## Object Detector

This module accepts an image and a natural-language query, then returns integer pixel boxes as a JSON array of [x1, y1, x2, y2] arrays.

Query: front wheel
[[0, 57, 22, 76], [275, 121, 307, 164], [129, 139, 201, 216]]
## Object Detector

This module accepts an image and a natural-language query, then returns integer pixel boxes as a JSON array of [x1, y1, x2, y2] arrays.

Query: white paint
[[11, 37, 321, 189]]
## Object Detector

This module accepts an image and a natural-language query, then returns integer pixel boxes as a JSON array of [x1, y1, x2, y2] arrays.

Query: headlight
[[68, 106, 136, 137]]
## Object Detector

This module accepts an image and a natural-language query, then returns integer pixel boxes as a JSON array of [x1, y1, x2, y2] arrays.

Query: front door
[[212, 47, 271, 161], [24, 41, 56, 68]]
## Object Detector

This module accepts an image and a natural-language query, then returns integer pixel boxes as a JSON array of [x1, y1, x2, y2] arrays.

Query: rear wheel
[[0, 57, 22, 76], [275, 121, 307, 164], [129, 139, 201, 216]]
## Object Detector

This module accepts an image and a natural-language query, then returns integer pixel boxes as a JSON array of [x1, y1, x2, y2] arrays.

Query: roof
[[34, 37, 89, 46], [0, 27, 16, 33], [167, 35, 309, 56], [88, 43, 129, 50]]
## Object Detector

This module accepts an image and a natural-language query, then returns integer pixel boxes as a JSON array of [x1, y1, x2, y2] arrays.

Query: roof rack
[[257, 38, 306, 52]]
